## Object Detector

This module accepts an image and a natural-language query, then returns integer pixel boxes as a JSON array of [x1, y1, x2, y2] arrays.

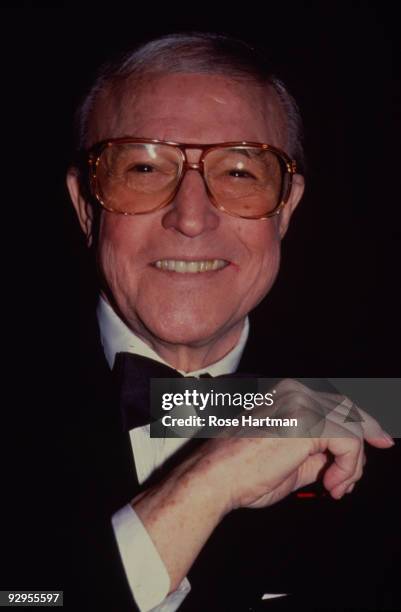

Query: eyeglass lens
[[94, 143, 287, 217]]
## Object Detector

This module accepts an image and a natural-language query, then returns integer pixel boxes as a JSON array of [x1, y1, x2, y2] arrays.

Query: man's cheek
[[251, 247, 281, 301], [97, 241, 128, 293]]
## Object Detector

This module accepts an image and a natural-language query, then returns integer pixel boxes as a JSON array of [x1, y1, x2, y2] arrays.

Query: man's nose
[[161, 167, 220, 237]]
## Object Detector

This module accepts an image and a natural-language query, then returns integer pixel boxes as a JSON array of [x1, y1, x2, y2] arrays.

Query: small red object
[[296, 492, 317, 498]]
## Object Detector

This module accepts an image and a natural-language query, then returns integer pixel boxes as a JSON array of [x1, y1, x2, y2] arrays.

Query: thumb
[[295, 452, 328, 490]]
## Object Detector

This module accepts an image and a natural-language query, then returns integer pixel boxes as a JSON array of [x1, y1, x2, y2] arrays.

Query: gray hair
[[74, 31, 305, 172]]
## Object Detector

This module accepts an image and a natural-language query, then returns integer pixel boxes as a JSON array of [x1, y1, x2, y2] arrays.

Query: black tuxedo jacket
[[4, 306, 399, 611]]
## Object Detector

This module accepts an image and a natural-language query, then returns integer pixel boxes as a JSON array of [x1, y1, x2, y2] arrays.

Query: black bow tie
[[113, 352, 218, 431], [112, 351, 264, 431]]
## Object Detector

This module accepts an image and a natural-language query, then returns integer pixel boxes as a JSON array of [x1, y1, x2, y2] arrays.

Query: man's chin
[[142, 322, 219, 348], [137, 312, 236, 350]]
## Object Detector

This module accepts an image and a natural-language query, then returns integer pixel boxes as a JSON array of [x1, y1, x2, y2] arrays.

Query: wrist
[[132, 448, 229, 525], [185, 444, 233, 518], [130, 448, 228, 592]]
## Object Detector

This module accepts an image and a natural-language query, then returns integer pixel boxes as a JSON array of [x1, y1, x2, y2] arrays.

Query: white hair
[[74, 31, 305, 171]]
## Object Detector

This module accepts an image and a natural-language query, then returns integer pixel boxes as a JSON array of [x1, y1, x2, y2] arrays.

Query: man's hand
[[132, 379, 394, 594], [200, 378, 393, 510]]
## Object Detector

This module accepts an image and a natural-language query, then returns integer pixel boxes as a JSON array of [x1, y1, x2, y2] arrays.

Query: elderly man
[[66, 32, 397, 611]]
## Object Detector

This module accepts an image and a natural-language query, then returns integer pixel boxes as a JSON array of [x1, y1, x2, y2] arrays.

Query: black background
[[12, 0, 399, 376], [1, 1, 400, 605]]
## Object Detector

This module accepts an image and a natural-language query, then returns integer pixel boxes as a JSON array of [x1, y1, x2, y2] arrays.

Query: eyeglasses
[[87, 138, 297, 220]]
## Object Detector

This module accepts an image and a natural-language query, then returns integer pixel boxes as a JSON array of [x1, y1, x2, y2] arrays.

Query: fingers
[[334, 397, 394, 447], [295, 452, 329, 489], [273, 380, 394, 447], [328, 440, 364, 499], [263, 380, 394, 501], [363, 431, 395, 448], [299, 387, 395, 448], [321, 404, 363, 439], [311, 428, 364, 499]]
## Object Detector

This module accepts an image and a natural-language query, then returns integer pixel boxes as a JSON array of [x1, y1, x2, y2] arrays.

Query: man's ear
[[66, 167, 95, 247], [277, 173, 305, 239]]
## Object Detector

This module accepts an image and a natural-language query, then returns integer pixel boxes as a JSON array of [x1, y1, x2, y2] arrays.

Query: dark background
[[2, 1, 400, 605], [13, 0, 399, 377]]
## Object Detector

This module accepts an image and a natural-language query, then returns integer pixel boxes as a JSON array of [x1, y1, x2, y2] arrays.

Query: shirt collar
[[97, 295, 249, 377]]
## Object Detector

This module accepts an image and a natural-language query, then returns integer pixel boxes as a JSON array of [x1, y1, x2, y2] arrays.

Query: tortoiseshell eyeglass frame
[[87, 137, 297, 220]]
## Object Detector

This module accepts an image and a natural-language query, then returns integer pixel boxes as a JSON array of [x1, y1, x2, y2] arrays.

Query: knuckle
[[351, 435, 362, 449], [275, 378, 305, 394]]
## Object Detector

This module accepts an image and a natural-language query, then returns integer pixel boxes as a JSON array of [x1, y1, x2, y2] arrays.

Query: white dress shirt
[[97, 296, 249, 611]]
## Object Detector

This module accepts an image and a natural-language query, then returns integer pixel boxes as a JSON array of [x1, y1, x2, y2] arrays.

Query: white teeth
[[154, 259, 228, 273]]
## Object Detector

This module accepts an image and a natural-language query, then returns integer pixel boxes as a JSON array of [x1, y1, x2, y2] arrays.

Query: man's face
[[69, 73, 304, 359]]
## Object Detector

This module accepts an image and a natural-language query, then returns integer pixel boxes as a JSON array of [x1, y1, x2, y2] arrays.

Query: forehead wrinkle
[[88, 74, 288, 150]]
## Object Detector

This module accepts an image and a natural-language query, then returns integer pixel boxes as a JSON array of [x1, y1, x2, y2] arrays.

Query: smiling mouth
[[152, 259, 229, 273]]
